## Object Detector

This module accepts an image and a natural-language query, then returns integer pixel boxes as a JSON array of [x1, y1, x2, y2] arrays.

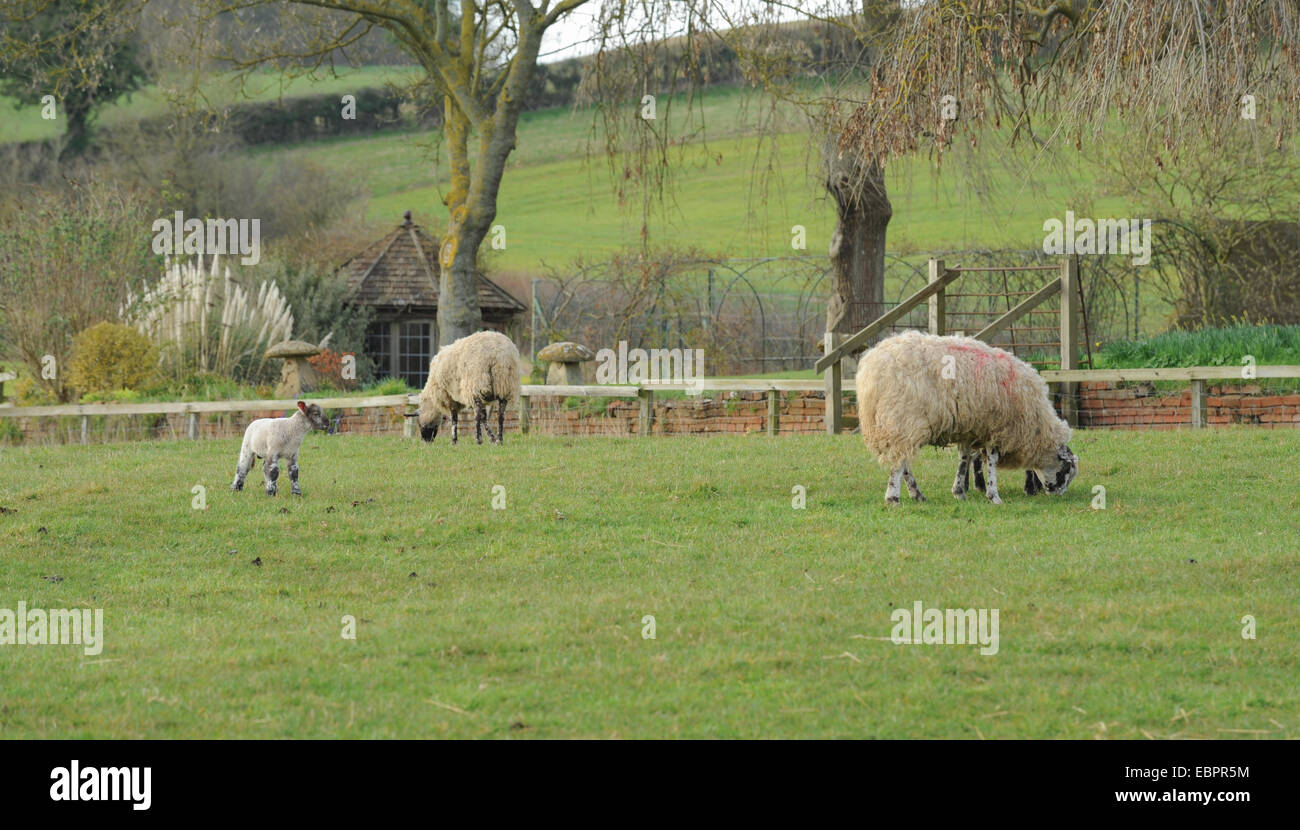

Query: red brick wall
[[1076, 382, 1300, 430]]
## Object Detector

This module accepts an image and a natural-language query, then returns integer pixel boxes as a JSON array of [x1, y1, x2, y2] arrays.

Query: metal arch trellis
[[530, 250, 1106, 374]]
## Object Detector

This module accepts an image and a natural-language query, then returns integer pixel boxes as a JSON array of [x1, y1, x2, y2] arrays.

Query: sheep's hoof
[[987, 494, 1002, 505], [885, 496, 900, 506], [266, 488, 277, 497], [952, 489, 966, 500], [912, 493, 927, 503]]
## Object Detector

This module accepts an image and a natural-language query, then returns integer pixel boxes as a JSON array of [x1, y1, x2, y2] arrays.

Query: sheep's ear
[[297, 400, 307, 413]]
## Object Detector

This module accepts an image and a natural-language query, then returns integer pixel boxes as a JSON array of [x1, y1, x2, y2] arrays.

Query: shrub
[[66, 322, 158, 396], [0, 179, 160, 400], [307, 349, 359, 390], [361, 377, 414, 396], [9, 375, 55, 406]]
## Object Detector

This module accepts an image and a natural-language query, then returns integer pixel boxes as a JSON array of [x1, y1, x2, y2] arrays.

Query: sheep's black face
[[420, 416, 441, 443], [1042, 445, 1078, 495], [304, 403, 331, 431]]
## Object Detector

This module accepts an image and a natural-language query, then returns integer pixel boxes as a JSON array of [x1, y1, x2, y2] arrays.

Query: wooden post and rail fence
[[2, 367, 1297, 442]]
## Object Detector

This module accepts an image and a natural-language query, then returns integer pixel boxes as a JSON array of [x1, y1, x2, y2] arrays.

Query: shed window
[[366, 323, 393, 380], [398, 321, 433, 388]]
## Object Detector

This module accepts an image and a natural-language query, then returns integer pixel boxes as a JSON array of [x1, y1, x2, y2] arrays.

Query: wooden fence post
[[767, 389, 779, 436], [519, 394, 530, 435], [187, 412, 199, 440], [403, 403, 417, 438], [80, 416, 88, 445], [823, 331, 843, 435], [928, 258, 946, 336], [1191, 379, 1206, 428], [638, 389, 654, 436], [1059, 256, 1080, 427]]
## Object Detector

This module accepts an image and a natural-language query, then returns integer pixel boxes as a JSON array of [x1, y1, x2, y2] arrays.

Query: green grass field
[[1, 429, 1295, 738]]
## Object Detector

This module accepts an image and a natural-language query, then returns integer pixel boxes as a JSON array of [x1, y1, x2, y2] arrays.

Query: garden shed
[[340, 211, 526, 387]]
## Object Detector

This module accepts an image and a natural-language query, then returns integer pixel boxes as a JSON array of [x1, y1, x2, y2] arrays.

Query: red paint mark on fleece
[[945, 343, 1016, 390]]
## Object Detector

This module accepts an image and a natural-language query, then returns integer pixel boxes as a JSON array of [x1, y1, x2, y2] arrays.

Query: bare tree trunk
[[825, 152, 891, 342]]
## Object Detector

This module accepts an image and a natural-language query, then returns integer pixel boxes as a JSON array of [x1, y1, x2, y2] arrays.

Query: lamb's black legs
[[450, 407, 460, 445], [496, 402, 505, 445], [263, 455, 279, 496], [973, 454, 986, 493], [289, 454, 301, 496]]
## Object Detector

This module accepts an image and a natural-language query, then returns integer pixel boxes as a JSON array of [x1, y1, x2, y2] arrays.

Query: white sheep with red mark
[[231, 400, 331, 496], [854, 331, 1078, 505], [416, 331, 522, 445]]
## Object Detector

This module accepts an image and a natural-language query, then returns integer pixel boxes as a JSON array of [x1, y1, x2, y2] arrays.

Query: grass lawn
[[0, 428, 1295, 738]]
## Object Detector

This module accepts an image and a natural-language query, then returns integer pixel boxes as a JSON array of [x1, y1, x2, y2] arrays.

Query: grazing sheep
[[416, 331, 521, 445], [231, 401, 331, 496], [854, 331, 1078, 505]]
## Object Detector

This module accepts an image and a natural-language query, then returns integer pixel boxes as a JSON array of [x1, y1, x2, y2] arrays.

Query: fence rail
[[2, 370, 1297, 442]]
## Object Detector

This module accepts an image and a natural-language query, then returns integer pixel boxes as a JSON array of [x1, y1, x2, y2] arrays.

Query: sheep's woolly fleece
[[854, 331, 1071, 470], [417, 330, 522, 425]]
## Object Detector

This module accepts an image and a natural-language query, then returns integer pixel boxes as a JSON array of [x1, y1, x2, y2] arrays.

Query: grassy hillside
[[4, 68, 1134, 269], [252, 85, 1135, 273]]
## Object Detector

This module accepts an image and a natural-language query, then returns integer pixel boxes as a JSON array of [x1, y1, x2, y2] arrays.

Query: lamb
[[854, 331, 1078, 505], [231, 400, 331, 496], [416, 330, 522, 445]]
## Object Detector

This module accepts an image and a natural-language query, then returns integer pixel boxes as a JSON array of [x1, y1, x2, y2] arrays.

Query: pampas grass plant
[[123, 255, 293, 383]]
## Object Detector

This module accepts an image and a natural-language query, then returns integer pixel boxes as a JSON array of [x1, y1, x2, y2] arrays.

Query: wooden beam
[[630, 379, 824, 393], [1040, 366, 1300, 383], [824, 331, 843, 434], [518, 395, 530, 435], [638, 389, 654, 436], [521, 384, 641, 398], [1059, 256, 1080, 427], [767, 389, 779, 436], [928, 258, 946, 336], [973, 277, 1061, 341], [814, 266, 962, 373], [1191, 379, 1206, 428]]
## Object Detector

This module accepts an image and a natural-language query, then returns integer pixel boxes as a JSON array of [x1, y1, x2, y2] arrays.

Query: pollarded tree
[[0, 0, 150, 159]]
